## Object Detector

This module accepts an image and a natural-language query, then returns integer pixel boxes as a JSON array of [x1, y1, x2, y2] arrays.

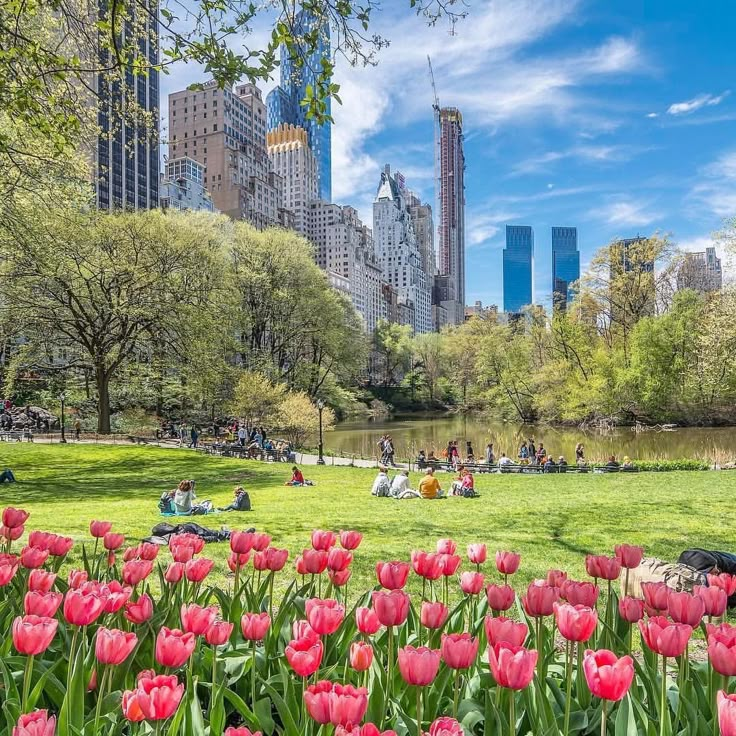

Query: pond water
[[322, 415, 736, 463]]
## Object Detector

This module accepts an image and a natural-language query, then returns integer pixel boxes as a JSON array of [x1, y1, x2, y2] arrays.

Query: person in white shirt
[[390, 470, 419, 499], [371, 467, 391, 497], [237, 426, 247, 447], [498, 453, 514, 467]]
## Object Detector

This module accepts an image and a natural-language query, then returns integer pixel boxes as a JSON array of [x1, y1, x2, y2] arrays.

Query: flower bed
[[1, 507, 735, 735]]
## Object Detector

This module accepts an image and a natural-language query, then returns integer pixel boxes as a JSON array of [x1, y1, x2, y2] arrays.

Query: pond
[[321, 415, 736, 463]]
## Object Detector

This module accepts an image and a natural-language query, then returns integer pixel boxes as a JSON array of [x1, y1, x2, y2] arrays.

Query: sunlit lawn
[[2, 443, 734, 598]]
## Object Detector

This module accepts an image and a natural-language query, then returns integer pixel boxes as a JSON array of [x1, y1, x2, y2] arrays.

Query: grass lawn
[[1, 443, 734, 596]]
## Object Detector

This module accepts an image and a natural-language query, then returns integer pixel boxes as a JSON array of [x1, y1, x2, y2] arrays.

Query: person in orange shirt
[[419, 467, 443, 499]]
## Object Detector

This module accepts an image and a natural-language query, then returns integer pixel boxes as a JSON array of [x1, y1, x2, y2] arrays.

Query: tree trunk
[[95, 365, 111, 434]]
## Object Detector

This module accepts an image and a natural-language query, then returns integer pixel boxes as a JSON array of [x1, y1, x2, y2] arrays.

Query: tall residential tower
[[503, 225, 534, 313], [552, 227, 580, 311]]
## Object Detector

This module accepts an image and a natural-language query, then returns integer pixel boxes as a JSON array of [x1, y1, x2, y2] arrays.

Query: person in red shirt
[[285, 466, 305, 486]]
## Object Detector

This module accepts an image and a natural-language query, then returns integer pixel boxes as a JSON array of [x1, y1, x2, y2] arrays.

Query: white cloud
[[510, 144, 647, 175], [646, 112, 659, 118], [691, 150, 736, 218], [593, 199, 660, 227], [667, 91, 730, 116], [466, 210, 518, 247]]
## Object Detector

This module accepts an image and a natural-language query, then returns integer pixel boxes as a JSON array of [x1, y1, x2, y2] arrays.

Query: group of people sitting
[[158, 480, 252, 516], [371, 465, 477, 500]]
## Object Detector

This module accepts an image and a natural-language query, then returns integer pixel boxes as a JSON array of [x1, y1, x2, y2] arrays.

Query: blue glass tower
[[552, 226, 580, 310], [503, 226, 534, 313], [266, 10, 332, 201]]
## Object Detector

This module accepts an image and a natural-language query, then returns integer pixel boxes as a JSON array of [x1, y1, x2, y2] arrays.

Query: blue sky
[[161, 0, 736, 310]]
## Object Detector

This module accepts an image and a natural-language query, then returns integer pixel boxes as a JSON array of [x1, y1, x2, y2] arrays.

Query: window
[[213, 124, 218, 131]]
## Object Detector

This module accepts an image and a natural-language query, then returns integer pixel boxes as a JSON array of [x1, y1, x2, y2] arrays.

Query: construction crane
[[428, 56, 442, 269], [427, 55, 440, 113]]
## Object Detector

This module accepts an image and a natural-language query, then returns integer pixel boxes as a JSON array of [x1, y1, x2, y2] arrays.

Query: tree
[[0, 209, 225, 432], [411, 332, 446, 402], [275, 391, 335, 448], [373, 321, 412, 386], [230, 372, 288, 429]]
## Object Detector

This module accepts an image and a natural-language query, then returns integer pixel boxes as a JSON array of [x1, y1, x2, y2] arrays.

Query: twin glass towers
[[502, 226, 580, 313]]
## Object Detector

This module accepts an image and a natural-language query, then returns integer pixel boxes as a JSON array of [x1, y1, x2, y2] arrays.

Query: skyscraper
[[95, 2, 159, 210], [552, 227, 580, 311], [266, 10, 332, 201], [677, 247, 722, 293], [503, 225, 534, 313], [435, 107, 465, 325]]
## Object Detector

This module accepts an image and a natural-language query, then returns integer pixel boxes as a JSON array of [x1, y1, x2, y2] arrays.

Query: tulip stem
[[212, 646, 217, 700], [416, 685, 423, 736], [508, 690, 515, 736], [563, 641, 573, 736], [21, 654, 34, 712], [601, 700, 607, 736], [251, 638, 257, 709], [268, 572, 275, 621], [93, 666, 109, 735], [453, 670, 460, 719], [660, 656, 667, 736], [387, 627, 394, 696]]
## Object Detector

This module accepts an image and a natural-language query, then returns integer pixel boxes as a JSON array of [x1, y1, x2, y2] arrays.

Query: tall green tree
[[373, 321, 412, 387]]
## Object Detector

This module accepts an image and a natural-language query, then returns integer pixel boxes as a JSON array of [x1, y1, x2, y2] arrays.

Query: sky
[[160, 0, 736, 311]]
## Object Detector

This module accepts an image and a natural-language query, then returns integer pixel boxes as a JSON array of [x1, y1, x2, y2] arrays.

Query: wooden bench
[[0, 430, 33, 442]]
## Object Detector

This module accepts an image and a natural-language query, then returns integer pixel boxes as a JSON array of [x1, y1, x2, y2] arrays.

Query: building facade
[[677, 247, 723, 293], [168, 81, 285, 229], [267, 124, 318, 235], [407, 192, 436, 281], [435, 107, 465, 325], [95, 3, 159, 210], [373, 165, 433, 334], [503, 225, 534, 313], [552, 226, 580, 311], [266, 10, 332, 201], [159, 157, 215, 212]]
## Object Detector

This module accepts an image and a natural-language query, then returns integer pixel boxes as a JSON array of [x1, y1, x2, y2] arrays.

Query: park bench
[[0, 430, 33, 442]]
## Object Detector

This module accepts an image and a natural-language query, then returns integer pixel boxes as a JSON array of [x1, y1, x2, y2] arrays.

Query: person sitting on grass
[[219, 486, 251, 512], [0, 467, 16, 483], [285, 466, 309, 486], [605, 455, 620, 470], [621, 456, 636, 471], [390, 469, 420, 499], [451, 466, 476, 497], [371, 466, 391, 497], [543, 455, 557, 473], [172, 480, 213, 515], [419, 467, 443, 499]]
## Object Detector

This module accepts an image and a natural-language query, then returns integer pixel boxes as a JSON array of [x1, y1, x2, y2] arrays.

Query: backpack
[[158, 493, 175, 514]]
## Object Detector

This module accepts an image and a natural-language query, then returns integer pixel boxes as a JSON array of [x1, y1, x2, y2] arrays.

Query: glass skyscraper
[[266, 10, 332, 201], [551, 227, 580, 310], [503, 225, 534, 313]]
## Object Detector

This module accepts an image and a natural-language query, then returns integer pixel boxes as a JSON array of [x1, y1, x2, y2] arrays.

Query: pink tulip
[[181, 604, 218, 636], [484, 616, 528, 647], [89, 520, 112, 538], [585, 555, 620, 581], [306, 598, 345, 636], [169, 532, 204, 554], [67, 569, 87, 589], [459, 572, 484, 595], [20, 547, 48, 570], [411, 551, 442, 580], [350, 641, 374, 671], [488, 642, 538, 690], [420, 601, 449, 630], [155, 627, 196, 668], [615, 544, 644, 569], [125, 594, 154, 624], [184, 558, 214, 582], [285, 637, 324, 677], [64, 588, 106, 626], [336, 726, 397, 736], [467, 543, 487, 565], [1, 525, 23, 541], [28, 532, 54, 551], [3, 507, 29, 529], [554, 602, 598, 642], [121, 673, 184, 721], [436, 538, 457, 555], [301, 549, 328, 575], [12, 615, 58, 656], [304, 681, 368, 727], [13, 710, 55, 736], [340, 530, 363, 550], [638, 616, 692, 658], [667, 590, 705, 628], [561, 580, 599, 608], [486, 583, 515, 612], [439, 554, 462, 577], [103, 532, 125, 551], [241, 612, 271, 641], [495, 551, 521, 576], [122, 559, 153, 587], [641, 581, 670, 613], [356, 607, 381, 635], [170, 543, 194, 563], [95, 627, 138, 665], [225, 729, 262, 736], [24, 591, 62, 618], [618, 597, 645, 623], [708, 573, 736, 597], [254, 547, 289, 572], [327, 548, 352, 572], [372, 590, 410, 627], [583, 649, 635, 701], [205, 620, 234, 646], [165, 562, 185, 583], [398, 645, 441, 686], [48, 536, 73, 557], [707, 623, 736, 647], [311, 530, 337, 551], [441, 633, 479, 670], [709, 636, 736, 676], [425, 717, 464, 736], [27, 570, 56, 593], [329, 568, 352, 587], [293, 621, 320, 646], [522, 581, 559, 618], [546, 569, 568, 588], [695, 585, 728, 618], [376, 561, 410, 589], [227, 552, 250, 573], [719, 691, 736, 736], [0, 560, 18, 586], [230, 531, 255, 554]]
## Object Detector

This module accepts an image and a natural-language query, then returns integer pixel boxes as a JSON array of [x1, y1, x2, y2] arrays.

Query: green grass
[[2, 443, 735, 595]]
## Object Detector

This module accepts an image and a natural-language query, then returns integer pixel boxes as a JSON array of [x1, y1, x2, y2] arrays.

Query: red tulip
[[125, 594, 154, 624], [12, 615, 58, 656], [667, 590, 705, 627], [441, 633, 479, 670], [484, 616, 528, 647], [225, 729, 262, 736], [340, 530, 363, 550], [155, 627, 196, 668], [522, 581, 559, 617], [707, 623, 736, 647], [251, 532, 270, 551], [286, 637, 324, 677], [327, 548, 352, 572], [719, 691, 736, 736], [561, 580, 599, 608], [121, 673, 184, 721], [709, 635, 736, 676], [488, 642, 538, 690], [398, 645, 441, 686], [24, 591, 62, 617], [554, 602, 598, 642], [107, 551, 116, 567], [28, 570, 56, 593], [205, 620, 234, 646], [486, 583, 515, 612], [350, 641, 374, 671], [13, 710, 56, 736], [295, 555, 308, 575], [436, 538, 457, 555], [293, 620, 320, 645], [64, 588, 106, 626], [20, 547, 48, 570], [438, 554, 461, 577], [181, 603, 218, 636], [306, 598, 345, 636], [170, 544, 194, 563], [227, 552, 250, 573], [420, 601, 449, 630], [337, 726, 397, 736], [329, 568, 352, 587], [708, 573, 736, 597], [0, 560, 19, 586], [412, 551, 443, 580], [546, 569, 568, 588], [3, 507, 29, 529], [67, 569, 87, 589], [124, 546, 139, 563], [426, 717, 464, 736], [95, 627, 138, 665], [311, 530, 337, 551], [356, 607, 381, 635], [122, 559, 154, 586], [641, 582, 670, 612], [1, 525, 24, 541], [102, 582, 132, 613], [459, 571, 484, 595], [618, 597, 645, 623], [241, 612, 271, 641], [103, 532, 124, 551], [638, 616, 692, 658], [495, 551, 521, 576], [230, 531, 255, 554], [467, 543, 487, 565], [583, 649, 635, 701], [28, 532, 54, 551], [48, 536, 73, 557], [585, 555, 621, 581], [89, 520, 112, 538], [259, 547, 289, 572], [615, 544, 644, 569], [165, 562, 185, 583], [184, 557, 214, 582], [695, 585, 728, 618], [301, 549, 328, 575], [304, 681, 368, 727], [376, 561, 410, 589], [372, 590, 410, 627], [137, 543, 159, 561]]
